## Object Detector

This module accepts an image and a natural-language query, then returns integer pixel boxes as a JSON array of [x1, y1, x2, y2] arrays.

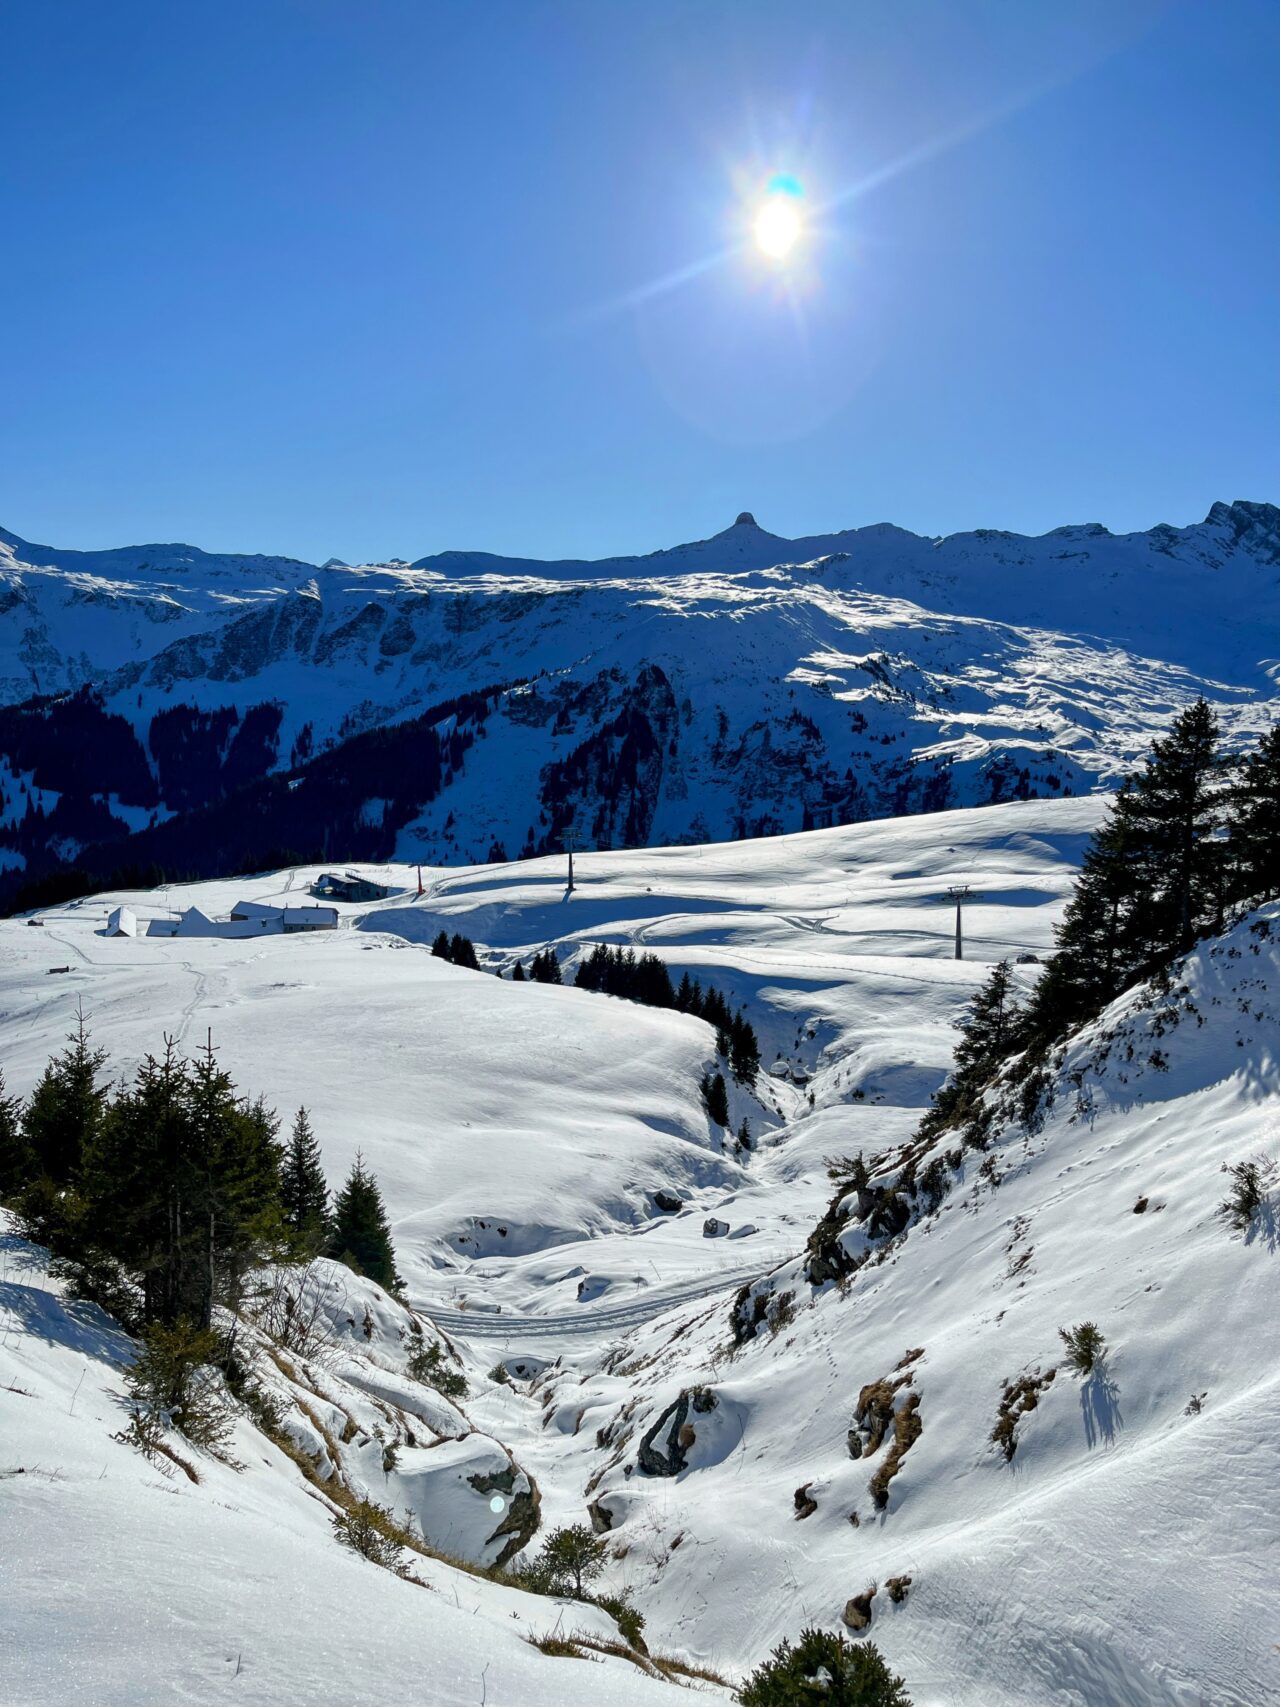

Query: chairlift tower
[[563, 826, 580, 893], [945, 885, 973, 960]]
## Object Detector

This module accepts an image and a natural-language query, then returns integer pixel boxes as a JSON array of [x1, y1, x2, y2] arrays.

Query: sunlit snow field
[[5, 792, 1278, 1707]]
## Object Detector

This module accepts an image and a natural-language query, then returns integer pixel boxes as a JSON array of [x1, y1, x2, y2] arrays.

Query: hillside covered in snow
[[1, 501, 1278, 910], [4, 793, 1277, 1705]]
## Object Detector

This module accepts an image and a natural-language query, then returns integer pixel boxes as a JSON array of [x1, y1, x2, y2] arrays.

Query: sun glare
[[753, 175, 804, 261]]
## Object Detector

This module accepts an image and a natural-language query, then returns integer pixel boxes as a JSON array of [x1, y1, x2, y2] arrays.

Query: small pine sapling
[[1058, 1321, 1106, 1375], [536, 1523, 609, 1597], [1219, 1156, 1271, 1232], [406, 1340, 468, 1399], [739, 1627, 913, 1707]]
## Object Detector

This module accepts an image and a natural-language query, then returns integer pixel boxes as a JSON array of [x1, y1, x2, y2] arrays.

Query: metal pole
[[946, 885, 971, 960], [564, 828, 578, 892]]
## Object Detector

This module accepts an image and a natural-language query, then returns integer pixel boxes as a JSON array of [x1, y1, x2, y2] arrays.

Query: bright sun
[[753, 177, 804, 260]]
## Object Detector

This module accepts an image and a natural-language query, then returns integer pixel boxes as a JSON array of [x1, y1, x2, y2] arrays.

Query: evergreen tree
[[510, 959, 526, 982], [920, 961, 1024, 1144], [1028, 700, 1224, 1044], [701, 1070, 730, 1127], [281, 1107, 330, 1255], [329, 1151, 402, 1292], [1122, 697, 1224, 962], [82, 1036, 284, 1328], [1229, 724, 1280, 902], [728, 1010, 761, 1084], [82, 1040, 193, 1324], [430, 930, 451, 960], [529, 948, 562, 984], [449, 932, 480, 970], [1026, 803, 1141, 1039], [535, 1524, 609, 1596], [23, 1007, 109, 1187], [0, 1069, 31, 1201], [739, 1627, 912, 1707], [951, 961, 1022, 1080]]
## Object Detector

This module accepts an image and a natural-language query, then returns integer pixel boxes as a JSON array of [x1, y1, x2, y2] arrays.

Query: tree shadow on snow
[[0, 1238, 133, 1369], [1080, 1362, 1123, 1449], [1244, 1194, 1278, 1254]]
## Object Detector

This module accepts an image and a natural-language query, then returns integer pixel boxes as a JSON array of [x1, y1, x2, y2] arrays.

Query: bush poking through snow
[[738, 1626, 913, 1706], [1058, 1322, 1107, 1376], [769, 1290, 798, 1336], [594, 1591, 646, 1651], [331, 1498, 410, 1574], [991, 1368, 1057, 1461], [406, 1339, 468, 1399], [124, 1317, 237, 1459], [1219, 1157, 1271, 1232]]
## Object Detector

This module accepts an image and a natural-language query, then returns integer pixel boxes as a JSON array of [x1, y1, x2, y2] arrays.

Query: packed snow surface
[[3, 795, 1278, 1705]]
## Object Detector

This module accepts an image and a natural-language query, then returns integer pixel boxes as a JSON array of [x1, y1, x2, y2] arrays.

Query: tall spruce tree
[[1121, 697, 1224, 962], [1229, 724, 1280, 903], [82, 1036, 284, 1328], [921, 960, 1024, 1142], [701, 1070, 730, 1127], [0, 1068, 31, 1201], [728, 1010, 761, 1084], [951, 960, 1023, 1080], [449, 933, 480, 970], [281, 1107, 330, 1255], [1028, 700, 1224, 1044], [329, 1151, 402, 1292], [23, 1007, 110, 1187], [529, 948, 562, 984]]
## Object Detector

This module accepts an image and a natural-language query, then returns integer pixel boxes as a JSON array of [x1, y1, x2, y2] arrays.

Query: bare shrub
[[248, 1262, 345, 1364]]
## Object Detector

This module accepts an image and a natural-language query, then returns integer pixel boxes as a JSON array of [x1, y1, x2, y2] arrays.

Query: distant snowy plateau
[[2, 508, 1279, 1706]]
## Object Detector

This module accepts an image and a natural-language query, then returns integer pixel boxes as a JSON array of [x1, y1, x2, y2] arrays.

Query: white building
[[146, 903, 339, 940], [105, 905, 136, 938]]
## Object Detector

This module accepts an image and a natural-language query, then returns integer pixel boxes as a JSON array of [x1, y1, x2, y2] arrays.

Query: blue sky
[[0, 0, 1275, 563]]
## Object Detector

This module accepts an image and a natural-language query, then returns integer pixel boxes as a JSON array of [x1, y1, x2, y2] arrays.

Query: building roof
[[106, 905, 136, 937]]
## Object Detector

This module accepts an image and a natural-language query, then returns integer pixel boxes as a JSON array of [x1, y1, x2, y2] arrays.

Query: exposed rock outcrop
[[637, 1387, 718, 1477]]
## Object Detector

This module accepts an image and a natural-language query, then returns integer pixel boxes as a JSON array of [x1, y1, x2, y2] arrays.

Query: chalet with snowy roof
[[104, 905, 136, 938]]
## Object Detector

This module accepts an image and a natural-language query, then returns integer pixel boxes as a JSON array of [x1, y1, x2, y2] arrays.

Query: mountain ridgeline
[[1, 502, 1278, 911]]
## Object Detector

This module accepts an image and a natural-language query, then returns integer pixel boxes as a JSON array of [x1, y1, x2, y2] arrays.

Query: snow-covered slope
[[0, 1241, 702, 1706], [5, 795, 1276, 1702], [1, 503, 1277, 896]]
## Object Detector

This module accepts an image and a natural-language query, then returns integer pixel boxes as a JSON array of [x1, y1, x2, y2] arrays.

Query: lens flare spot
[[753, 174, 805, 261]]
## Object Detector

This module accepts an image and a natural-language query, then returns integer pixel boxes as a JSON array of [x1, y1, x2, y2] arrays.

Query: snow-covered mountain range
[[1, 501, 1277, 905], [4, 796, 1277, 1704]]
